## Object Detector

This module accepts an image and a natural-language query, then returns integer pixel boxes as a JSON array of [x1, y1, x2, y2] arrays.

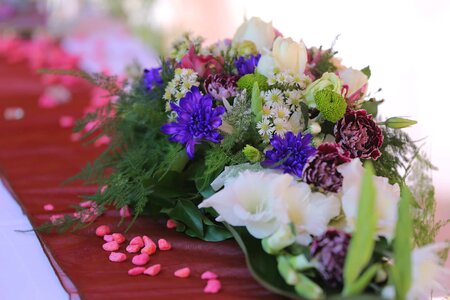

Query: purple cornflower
[[143, 67, 163, 90], [262, 132, 316, 178], [235, 54, 261, 76], [161, 86, 225, 159]]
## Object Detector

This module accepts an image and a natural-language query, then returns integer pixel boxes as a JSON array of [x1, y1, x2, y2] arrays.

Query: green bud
[[242, 145, 262, 163], [294, 273, 324, 300], [384, 117, 417, 129], [308, 122, 322, 135], [261, 224, 295, 255], [277, 255, 299, 285], [288, 254, 315, 271]]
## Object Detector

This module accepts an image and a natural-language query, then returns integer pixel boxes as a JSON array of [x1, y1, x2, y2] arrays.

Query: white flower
[[339, 68, 368, 101], [272, 37, 308, 75], [273, 118, 289, 137], [407, 243, 450, 300], [337, 159, 400, 240], [257, 53, 277, 77], [271, 104, 290, 119], [257, 117, 274, 136], [198, 171, 292, 238], [284, 181, 340, 245], [263, 89, 283, 106], [233, 17, 275, 51], [256, 38, 308, 78], [288, 112, 303, 134]]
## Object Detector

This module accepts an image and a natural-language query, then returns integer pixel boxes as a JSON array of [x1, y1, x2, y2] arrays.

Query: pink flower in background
[[180, 46, 223, 78]]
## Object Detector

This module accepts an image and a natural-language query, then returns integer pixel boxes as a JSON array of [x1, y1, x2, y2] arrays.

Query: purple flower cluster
[[143, 67, 163, 90], [310, 229, 351, 288], [161, 87, 225, 159], [262, 132, 316, 178], [235, 54, 261, 76]]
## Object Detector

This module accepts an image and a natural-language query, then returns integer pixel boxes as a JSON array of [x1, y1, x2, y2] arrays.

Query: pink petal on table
[[128, 267, 146, 276], [95, 225, 111, 237], [94, 135, 110, 147], [174, 267, 190, 278], [129, 236, 144, 248], [38, 94, 58, 108], [112, 233, 126, 244], [203, 279, 221, 294], [143, 264, 161, 276], [126, 244, 142, 253], [59, 116, 74, 128], [70, 132, 82, 142], [79, 200, 93, 208], [119, 205, 131, 218], [132, 253, 150, 266], [43, 204, 54, 211], [166, 219, 177, 229], [102, 241, 119, 252], [103, 234, 114, 242], [201, 271, 218, 280], [109, 252, 127, 262], [158, 239, 172, 251]]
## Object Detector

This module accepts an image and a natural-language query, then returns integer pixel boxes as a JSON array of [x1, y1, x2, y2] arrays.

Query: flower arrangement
[[46, 17, 449, 299]]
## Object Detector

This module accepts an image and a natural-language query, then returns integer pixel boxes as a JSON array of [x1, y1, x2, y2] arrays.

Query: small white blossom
[[273, 118, 289, 137], [164, 68, 200, 110], [257, 118, 275, 137], [264, 89, 283, 107]]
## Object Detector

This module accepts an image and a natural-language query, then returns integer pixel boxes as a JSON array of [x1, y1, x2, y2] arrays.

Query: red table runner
[[0, 57, 283, 300]]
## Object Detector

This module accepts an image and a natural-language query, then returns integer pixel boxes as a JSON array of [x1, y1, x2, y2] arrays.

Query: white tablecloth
[[0, 180, 68, 300]]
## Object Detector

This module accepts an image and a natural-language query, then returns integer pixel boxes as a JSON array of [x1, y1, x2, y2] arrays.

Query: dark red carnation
[[180, 46, 223, 78], [204, 74, 238, 100], [334, 109, 383, 160], [303, 143, 350, 193], [310, 228, 351, 288]]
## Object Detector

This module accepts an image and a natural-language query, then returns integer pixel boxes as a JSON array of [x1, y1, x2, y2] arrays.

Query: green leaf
[[391, 185, 413, 300], [342, 263, 381, 296], [251, 82, 262, 122], [162, 200, 204, 238], [360, 99, 383, 118], [361, 66, 371, 78], [224, 224, 300, 299], [343, 161, 377, 295]]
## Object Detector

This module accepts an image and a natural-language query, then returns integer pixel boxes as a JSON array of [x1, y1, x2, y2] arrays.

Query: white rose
[[199, 170, 291, 238], [339, 68, 368, 102], [337, 159, 400, 240], [233, 17, 275, 51], [256, 37, 308, 77], [272, 37, 308, 75]]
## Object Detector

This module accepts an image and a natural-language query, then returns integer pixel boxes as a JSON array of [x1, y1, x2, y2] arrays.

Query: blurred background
[[1, 0, 449, 250]]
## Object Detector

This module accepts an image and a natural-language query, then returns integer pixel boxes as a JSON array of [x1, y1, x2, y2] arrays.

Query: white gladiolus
[[337, 159, 400, 240], [407, 243, 450, 300], [199, 170, 291, 238], [284, 181, 341, 245]]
